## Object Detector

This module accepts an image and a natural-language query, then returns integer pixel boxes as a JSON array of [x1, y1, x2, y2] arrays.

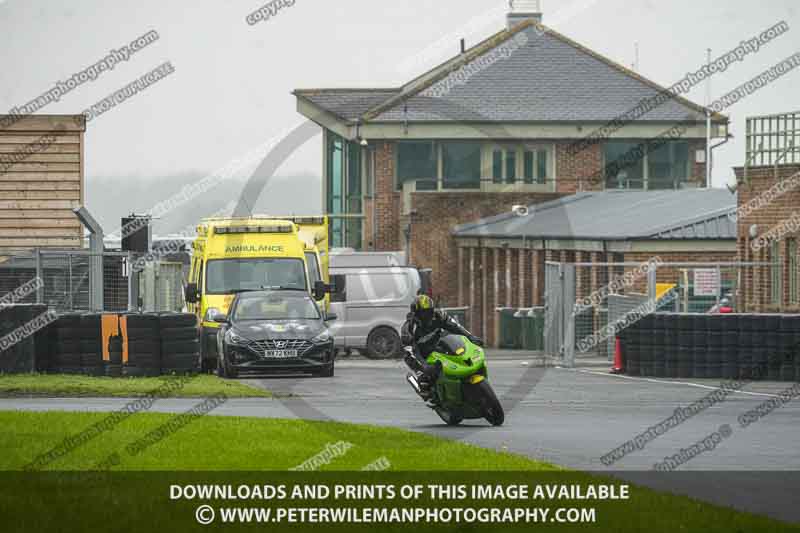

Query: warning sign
[[694, 269, 720, 297]]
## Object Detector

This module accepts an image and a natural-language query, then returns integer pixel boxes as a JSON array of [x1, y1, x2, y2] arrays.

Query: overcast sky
[[1, 0, 798, 194]]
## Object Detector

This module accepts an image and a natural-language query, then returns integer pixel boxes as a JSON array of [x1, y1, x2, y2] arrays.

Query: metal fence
[[745, 110, 800, 170], [544, 261, 770, 366], [137, 261, 186, 313], [0, 249, 187, 313]]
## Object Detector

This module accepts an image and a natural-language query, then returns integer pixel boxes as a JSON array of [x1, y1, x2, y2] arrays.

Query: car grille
[[248, 339, 313, 354]]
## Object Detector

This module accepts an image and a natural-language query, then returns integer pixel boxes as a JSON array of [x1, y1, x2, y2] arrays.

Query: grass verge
[[0, 411, 794, 532], [0, 374, 270, 398]]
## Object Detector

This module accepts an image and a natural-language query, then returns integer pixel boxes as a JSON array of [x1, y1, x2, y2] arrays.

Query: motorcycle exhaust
[[406, 373, 422, 395]]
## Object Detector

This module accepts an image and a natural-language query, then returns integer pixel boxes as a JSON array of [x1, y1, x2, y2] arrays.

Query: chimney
[[507, 0, 542, 29]]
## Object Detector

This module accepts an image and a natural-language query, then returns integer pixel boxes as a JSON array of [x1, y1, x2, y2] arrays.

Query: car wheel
[[317, 362, 335, 378], [366, 327, 401, 360], [217, 354, 237, 379]]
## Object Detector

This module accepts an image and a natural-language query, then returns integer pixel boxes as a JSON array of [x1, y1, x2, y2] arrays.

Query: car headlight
[[312, 329, 332, 344], [225, 329, 247, 345]]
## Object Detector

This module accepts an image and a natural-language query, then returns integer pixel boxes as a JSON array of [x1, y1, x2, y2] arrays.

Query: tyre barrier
[[159, 313, 200, 375], [2, 310, 200, 377], [80, 313, 105, 376], [55, 313, 82, 374], [122, 313, 162, 377], [0, 304, 50, 373], [620, 313, 800, 381]]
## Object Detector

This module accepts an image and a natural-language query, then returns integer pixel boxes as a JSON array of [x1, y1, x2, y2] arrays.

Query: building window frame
[[603, 139, 691, 190], [485, 142, 554, 187]]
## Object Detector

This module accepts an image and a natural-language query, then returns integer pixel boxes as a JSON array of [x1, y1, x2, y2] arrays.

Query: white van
[[328, 252, 431, 359]]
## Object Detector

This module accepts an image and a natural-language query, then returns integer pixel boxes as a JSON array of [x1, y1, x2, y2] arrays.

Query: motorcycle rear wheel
[[435, 407, 464, 426], [476, 380, 504, 426]]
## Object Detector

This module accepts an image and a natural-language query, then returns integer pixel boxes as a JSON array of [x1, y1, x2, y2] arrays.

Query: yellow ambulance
[[186, 216, 330, 372]]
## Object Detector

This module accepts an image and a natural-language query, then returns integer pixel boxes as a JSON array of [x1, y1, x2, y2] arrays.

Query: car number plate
[[264, 349, 298, 359]]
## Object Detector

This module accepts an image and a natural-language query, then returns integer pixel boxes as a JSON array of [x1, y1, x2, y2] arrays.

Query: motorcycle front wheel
[[476, 380, 505, 426], [435, 407, 464, 426]]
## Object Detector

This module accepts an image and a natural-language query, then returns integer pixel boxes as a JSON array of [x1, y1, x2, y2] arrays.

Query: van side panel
[[329, 267, 420, 350]]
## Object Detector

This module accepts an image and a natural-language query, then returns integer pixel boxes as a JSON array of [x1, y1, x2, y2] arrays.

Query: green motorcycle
[[405, 330, 504, 427]]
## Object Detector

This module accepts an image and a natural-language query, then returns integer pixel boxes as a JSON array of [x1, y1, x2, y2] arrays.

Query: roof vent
[[508, 0, 542, 29]]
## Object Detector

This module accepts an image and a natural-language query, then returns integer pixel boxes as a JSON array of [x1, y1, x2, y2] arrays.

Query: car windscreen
[[233, 295, 321, 321], [206, 258, 307, 294]]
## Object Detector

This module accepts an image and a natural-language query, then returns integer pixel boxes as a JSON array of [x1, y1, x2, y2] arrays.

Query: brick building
[[293, 3, 729, 310], [733, 111, 800, 312], [452, 189, 738, 344]]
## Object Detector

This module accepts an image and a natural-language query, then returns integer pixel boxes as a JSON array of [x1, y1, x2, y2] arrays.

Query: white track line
[[562, 367, 783, 399]]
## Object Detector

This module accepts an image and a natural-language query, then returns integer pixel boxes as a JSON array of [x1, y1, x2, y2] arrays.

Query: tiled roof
[[296, 19, 725, 125]]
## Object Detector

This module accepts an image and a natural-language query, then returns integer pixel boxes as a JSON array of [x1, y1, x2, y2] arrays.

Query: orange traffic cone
[[611, 337, 624, 374]]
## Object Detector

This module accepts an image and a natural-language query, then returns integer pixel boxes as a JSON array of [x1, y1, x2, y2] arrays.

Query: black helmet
[[412, 293, 435, 326]]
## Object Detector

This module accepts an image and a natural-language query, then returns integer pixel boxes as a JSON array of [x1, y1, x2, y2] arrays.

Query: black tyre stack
[[779, 315, 797, 382], [722, 315, 740, 380], [123, 314, 161, 377], [663, 313, 679, 379], [159, 313, 200, 376], [691, 314, 708, 379], [624, 320, 641, 377], [79, 313, 105, 376], [753, 315, 770, 380], [54, 313, 82, 374], [739, 314, 755, 379], [651, 314, 667, 378], [706, 315, 725, 380], [764, 315, 781, 381], [34, 312, 56, 373], [621, 312, 799, 382], [638, 314, 655, 377], [0, 305, 48, 373], [677, 314, 694, 378]]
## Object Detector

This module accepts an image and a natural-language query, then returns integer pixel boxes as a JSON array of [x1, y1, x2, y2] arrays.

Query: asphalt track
[[2, 357, 799, 522]]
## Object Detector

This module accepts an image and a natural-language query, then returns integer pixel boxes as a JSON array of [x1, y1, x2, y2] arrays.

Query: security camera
[[360, 138, 369, 147], [512, 205, 529, 217]]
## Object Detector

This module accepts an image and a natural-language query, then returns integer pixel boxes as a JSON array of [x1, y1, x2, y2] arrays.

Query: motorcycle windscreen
[[436, 334, 468, 356]]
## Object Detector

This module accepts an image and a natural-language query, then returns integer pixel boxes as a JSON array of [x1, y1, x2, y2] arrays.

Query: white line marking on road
[[566, 368, 783, 399]]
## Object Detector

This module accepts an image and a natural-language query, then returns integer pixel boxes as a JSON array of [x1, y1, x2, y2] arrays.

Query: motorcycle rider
[[401, 293, 483, 400]]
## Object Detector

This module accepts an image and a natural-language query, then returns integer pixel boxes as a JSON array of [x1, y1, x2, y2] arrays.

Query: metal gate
[[544, 262, 576, 365]]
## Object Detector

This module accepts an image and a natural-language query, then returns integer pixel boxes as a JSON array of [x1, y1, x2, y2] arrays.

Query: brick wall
[[559, 138, 707, 193], [734, 164, 800, 312], [407, 191, 563, 309], [557, 141, 603, 193], [373, 141, 401, 251]]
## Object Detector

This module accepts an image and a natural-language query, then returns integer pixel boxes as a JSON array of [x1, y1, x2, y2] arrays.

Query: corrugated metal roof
[[452, 189, 737, 242]]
